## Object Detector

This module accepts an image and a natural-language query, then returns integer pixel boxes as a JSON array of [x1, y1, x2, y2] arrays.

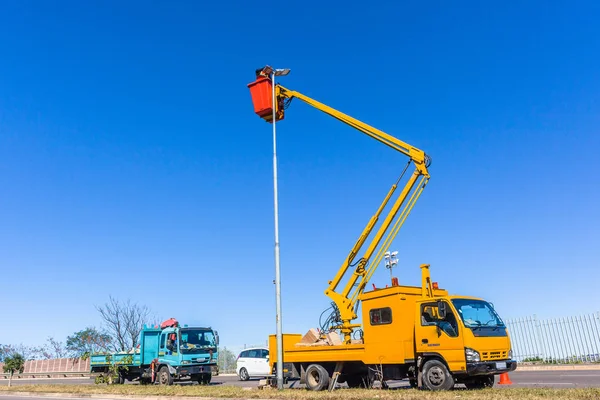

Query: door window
[[420, 302, 459, 338]]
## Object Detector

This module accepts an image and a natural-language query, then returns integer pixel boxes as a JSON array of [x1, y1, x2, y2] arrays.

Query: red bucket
[[247, 77, 274, 119]]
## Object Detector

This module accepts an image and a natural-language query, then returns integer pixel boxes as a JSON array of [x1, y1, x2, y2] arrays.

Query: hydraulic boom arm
[[249, 70, 431, 343]]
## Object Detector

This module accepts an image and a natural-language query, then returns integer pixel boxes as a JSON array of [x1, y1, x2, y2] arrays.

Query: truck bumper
[[466, 360, 517, 375], [178, 365, 215, 376]]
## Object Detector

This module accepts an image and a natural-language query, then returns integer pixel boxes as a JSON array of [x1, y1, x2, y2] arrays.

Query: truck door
[[159, 329, 180, 367], [415, 300, 466, 373]]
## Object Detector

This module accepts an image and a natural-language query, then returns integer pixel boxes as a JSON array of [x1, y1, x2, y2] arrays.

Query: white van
[[236, 347, 270, 380]]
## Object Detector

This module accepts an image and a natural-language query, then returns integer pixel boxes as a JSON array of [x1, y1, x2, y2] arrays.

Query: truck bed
[[90, 352, 141, 367]]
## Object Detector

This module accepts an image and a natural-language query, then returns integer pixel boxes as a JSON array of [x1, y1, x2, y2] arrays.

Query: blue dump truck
[[90, 318, 219, 385]]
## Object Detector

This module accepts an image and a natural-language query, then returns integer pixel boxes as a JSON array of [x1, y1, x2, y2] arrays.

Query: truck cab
[[414, 296, 516, 389], [155, 326, 218, 385]]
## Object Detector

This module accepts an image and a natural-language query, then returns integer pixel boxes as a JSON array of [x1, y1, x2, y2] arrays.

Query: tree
[[1, 344, 43, 361], [217, 347, 237, 373], [3, 353, 25, 387], [41, 337, 69, 359], [96, 296, 152, 352], [66, 328, 111, 359]]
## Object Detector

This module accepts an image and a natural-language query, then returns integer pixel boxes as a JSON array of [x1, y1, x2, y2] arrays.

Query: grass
[[2, 385, 600, 400]]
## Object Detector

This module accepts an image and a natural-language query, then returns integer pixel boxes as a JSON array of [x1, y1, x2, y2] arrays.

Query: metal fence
[[506, 312, 600, 363]]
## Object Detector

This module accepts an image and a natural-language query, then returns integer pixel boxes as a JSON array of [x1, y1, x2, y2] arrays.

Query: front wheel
[[200, 373, 212, 385], [421, 359, 454, 391], [464, 375, 494, 389], [158, 366, 173, 386]]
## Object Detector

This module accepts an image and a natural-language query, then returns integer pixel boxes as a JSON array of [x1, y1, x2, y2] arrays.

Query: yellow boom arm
[[276, 85, 431, 343]]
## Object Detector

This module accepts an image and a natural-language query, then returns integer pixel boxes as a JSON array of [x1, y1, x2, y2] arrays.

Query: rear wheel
[[305, 364, 330, 391], [238, 367, 249, 381], [464, 375, 494, 389], [421, 359, 454, 391]]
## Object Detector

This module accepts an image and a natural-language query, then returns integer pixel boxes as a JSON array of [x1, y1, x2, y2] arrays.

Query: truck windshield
[[451, 299, 505, 328], [180, 329, 216, 353]]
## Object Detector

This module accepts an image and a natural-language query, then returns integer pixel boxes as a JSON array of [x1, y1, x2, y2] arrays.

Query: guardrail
[[0, 372, 91, 380]]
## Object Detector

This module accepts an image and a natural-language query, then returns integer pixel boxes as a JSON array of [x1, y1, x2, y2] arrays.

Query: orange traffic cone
[[498, 372, 513, 385]]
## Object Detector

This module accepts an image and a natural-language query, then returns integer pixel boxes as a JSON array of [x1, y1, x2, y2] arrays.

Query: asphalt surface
[[2, 370, 600, 389]]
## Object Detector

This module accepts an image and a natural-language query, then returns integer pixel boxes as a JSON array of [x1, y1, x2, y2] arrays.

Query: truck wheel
[[464, 375, 494, 389], [201, 373, 212, 385], [421, 359, 454, 391], [305, 364, 330, 391], [238, 367, 249, 381], [158, 366, 173, 386]]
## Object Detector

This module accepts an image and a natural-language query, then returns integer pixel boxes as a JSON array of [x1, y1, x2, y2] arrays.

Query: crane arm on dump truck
[[249, 67, 431, 343]]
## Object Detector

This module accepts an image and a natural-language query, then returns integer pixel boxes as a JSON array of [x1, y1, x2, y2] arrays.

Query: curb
[[0, 393, 259, 400]]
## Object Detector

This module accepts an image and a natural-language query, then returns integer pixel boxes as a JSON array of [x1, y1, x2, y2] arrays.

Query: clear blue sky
[[1, 1, 599, 355]]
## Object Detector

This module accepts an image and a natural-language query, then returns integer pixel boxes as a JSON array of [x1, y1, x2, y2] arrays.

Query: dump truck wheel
[[464, 375, 494, 389], [422, 359, 454, 391], [305, 364, 330, 391], [238, 367, 249, 381], [158, 366, 173, 386], [201, 373, 212, 385]]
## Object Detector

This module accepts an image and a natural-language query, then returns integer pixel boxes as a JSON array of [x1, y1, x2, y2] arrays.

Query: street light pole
[[270, 68, 286, 390]]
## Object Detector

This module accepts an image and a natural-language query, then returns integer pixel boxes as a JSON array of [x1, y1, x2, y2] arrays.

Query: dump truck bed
[[90, 352, 141, 367]]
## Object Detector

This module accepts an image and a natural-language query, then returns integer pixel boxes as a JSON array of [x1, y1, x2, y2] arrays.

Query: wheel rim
[[240, 369, 248, 380], [307, 369, 320, 387], [427, 366, 445, 387], [160, 371, 168, 384]]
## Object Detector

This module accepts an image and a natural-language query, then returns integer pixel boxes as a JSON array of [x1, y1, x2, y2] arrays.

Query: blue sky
[[1, 1, 599, 356]]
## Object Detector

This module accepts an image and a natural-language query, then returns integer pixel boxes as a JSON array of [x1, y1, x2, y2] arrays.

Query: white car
[[236, 347, 270, 381]]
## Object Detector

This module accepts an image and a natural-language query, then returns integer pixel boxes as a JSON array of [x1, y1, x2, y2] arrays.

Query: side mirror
[[215, 331, 220, 346], [437, 300, 447, 319]]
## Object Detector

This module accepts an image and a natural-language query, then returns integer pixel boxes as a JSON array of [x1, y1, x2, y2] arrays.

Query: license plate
[[496, 362, 507, 369]]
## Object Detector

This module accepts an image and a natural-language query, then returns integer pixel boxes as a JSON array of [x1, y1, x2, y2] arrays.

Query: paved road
[[2, 370, 600, 389]]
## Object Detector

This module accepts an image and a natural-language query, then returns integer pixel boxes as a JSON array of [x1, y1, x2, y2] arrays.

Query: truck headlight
[[508, 349, 513, 360], [181, 360, 190, 364], [465, 348, 480, 362]]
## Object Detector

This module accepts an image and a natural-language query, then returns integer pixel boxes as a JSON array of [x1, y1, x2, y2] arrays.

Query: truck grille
[[481, 351, 507, 360]]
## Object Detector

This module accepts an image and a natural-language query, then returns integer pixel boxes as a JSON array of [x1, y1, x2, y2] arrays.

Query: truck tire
[[201, 373, 212, 385], [238, 367, 249, 381], [464, 375, 494, 389], [158, 366, 173, 386], [305, 364, 330, 391], [421, 359, 454, 391]]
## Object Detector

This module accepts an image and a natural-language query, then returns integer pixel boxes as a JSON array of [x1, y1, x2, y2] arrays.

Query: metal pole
[[271, 72, 284, 390]]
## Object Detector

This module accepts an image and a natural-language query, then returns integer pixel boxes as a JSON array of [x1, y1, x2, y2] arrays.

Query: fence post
[[534, 314, 544, 360]]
